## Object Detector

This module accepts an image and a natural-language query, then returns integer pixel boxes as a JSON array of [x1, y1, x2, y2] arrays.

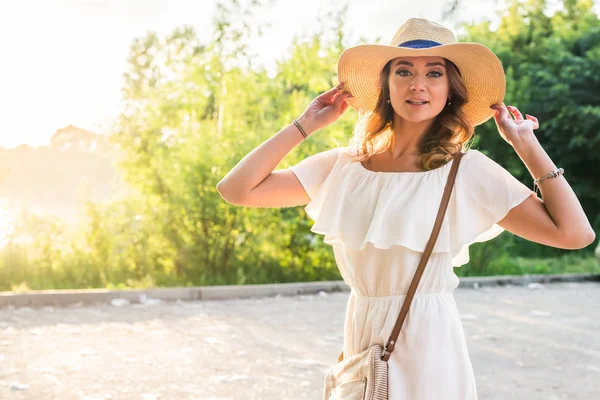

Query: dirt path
[[1, 282, 598, 399]]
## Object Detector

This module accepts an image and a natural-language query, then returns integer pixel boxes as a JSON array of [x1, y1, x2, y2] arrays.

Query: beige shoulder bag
[[323, 151, 464, 400]]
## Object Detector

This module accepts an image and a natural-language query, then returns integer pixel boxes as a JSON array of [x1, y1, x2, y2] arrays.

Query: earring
[[447, 99, 452, 106], [387, 99, 391, 104]]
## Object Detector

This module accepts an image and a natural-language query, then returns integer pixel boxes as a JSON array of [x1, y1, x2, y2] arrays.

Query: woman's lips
[[406, 100, 429, 108]]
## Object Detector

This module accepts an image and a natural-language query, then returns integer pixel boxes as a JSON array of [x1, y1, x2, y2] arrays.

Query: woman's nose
[[410, 77, 426, 91]]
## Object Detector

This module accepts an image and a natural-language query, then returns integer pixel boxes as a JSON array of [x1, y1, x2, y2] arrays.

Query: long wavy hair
[[345, 57, 475, 170]]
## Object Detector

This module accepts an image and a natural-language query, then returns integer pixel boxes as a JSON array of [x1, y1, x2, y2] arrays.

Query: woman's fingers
[[526, 114, 540, 130], [491, 103, 540, 137], [319, 83, 345, 102], [340, 98, 350, 114], [506, 105, 524, 120], [490, 103, 510, 121], [331, 91, 353, 111]]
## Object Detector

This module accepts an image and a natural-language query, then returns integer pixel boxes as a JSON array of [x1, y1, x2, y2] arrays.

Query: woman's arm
[[216, 120, 307, 204], [492, 104, 595, 249], [216, 83, 352, 204]]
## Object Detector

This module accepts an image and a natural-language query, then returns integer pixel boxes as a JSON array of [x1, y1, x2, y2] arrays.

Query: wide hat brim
[[336, 42, 505, 126]]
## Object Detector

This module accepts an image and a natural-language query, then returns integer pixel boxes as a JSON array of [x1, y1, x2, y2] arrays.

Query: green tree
[[462, 0, 600, 260]]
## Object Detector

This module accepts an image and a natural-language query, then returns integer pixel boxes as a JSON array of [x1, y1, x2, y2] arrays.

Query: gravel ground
[[1, 282, 599, 400]]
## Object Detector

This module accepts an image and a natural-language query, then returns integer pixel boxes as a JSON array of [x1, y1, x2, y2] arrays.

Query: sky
[[0, 0, 585, 148]]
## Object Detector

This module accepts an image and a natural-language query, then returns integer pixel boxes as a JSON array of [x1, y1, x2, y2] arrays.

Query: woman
[[216, 18, 595, 399]]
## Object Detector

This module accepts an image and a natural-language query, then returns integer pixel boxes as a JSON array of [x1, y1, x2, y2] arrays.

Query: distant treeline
[[1, 0, 598, 291]]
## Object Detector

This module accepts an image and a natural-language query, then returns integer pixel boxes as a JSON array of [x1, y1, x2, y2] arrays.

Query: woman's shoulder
[[311, 145, 356, 165], [460, 148, 496, 170], [461, 148, 515, 171], [462, 148, 484, 160], [310, 145, 352, 158], [457, 148, 532, 197]]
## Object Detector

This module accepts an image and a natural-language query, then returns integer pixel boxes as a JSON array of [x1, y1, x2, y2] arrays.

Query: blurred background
[[0, 0, 598, 292]]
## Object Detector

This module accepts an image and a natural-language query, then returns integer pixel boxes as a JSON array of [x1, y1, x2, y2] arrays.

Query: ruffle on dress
[[295, 148, 534, 267]]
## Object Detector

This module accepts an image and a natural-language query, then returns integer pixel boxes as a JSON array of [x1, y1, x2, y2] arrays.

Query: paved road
[[1, 282, 598, 399]]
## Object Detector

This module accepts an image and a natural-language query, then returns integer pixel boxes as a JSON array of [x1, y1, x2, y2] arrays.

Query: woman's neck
[[388, 116, 434, 158]]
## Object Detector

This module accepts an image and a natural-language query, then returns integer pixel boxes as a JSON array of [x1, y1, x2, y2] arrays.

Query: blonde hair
[[345, 58, 475, 170]]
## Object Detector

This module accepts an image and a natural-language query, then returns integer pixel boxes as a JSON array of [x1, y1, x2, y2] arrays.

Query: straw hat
[[337, 18, 505, 126]]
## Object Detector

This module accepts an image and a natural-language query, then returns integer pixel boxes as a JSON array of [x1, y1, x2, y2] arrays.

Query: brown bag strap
[[381, 151, 463, 361], [337, 151, 464, 363]]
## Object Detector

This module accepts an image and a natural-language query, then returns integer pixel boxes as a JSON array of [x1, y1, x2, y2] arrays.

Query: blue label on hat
[[398, 40, 442, 49]]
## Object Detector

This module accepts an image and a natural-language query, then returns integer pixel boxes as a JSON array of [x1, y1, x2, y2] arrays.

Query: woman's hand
[[297, 83, 353, 136], [490, 103, 540, 146]]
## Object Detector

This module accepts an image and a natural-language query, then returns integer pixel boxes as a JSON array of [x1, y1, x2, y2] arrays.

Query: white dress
[[289, 146, 535, 400]]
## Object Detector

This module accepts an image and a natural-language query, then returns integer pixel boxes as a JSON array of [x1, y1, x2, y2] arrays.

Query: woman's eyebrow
[[394, 61, 446, 68], [426, 62, 446, 68]]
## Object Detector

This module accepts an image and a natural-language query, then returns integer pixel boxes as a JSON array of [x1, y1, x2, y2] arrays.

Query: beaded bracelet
[[533, 168, 564, 195], [293, 119, 308, 140]]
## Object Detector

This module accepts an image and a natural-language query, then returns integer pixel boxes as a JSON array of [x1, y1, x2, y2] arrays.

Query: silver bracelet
[[533, 168, 564, 195]]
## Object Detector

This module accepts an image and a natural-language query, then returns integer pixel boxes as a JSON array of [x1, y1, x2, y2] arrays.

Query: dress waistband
[[350, 288, 453, 299]]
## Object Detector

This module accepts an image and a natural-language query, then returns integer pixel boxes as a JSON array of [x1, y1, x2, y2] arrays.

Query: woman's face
[[387, 56, 450, 123]]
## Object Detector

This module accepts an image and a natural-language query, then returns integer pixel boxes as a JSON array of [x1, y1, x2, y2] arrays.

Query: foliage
[[463, 0, 600, 256], [1, 0, 598, 291]]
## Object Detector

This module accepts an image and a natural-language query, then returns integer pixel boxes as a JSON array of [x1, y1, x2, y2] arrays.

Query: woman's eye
[[395, 70, 443, 77]]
